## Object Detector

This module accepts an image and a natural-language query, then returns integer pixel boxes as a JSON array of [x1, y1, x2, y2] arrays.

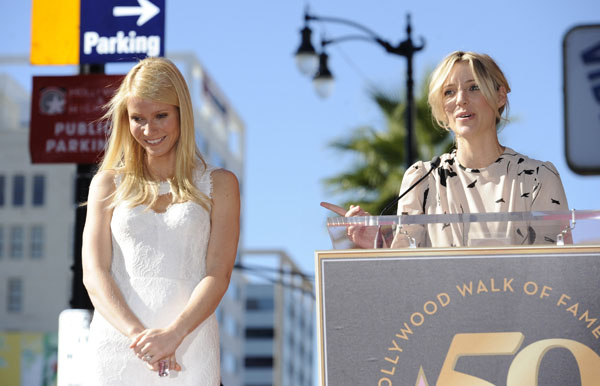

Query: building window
[[32, 175, 45, 206], [7, 278, 23, 312], [245, 328, 274, 339], [0, 226, 4, 258], [12, 175, 25, 207], [0, 175, 5, 207], [244, 356, 273, 367], [246, 297, 274, 311], [10, 226, 24, 259], [30, 226, 44, 259]]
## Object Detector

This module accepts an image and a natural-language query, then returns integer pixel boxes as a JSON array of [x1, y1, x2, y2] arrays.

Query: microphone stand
[[373, 156, 441, 248]]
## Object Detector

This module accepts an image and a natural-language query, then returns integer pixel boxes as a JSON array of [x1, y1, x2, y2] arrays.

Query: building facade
[[0, 74, 77, 333], [239, 250, 315, 386]]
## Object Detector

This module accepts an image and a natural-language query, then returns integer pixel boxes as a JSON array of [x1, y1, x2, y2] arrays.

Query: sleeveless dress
[[86, 165, 220, 385]]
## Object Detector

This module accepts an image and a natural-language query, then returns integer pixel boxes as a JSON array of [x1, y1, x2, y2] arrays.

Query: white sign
[[57, 309, 93, 386], [113, 0, 160, 27], [564, 24, 600, 174]]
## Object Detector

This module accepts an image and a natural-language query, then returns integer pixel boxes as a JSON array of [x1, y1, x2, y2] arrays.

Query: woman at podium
[[322, 51, 569, 247]]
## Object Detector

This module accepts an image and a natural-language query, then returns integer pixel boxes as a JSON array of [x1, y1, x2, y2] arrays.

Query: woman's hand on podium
[[320, 202, 378, 249]]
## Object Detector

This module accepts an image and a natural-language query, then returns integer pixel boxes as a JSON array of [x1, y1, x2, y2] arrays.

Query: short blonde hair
[[428, 51, 511, 130], [99, 57, 210, 210]]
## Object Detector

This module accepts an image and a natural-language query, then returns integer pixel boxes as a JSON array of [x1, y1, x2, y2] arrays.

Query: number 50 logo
[[424, 332, 600, 385]]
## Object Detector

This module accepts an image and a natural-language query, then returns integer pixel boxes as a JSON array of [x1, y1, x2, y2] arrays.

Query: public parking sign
[[79, 0, 165, 64], [30, 75, 124, 164], [564, 24, 600, 175]]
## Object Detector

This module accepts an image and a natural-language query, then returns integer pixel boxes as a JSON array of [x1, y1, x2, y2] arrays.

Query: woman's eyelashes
[[443, 84, 480, 98], [129, 113, 168, 124], [443, 88, 454, 97], [130, 115, 144, 124]]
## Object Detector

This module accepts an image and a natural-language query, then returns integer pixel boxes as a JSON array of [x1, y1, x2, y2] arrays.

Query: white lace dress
[[86, 166, 220, 385]]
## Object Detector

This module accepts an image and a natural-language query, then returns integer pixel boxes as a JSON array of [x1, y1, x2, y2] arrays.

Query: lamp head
[[312, 52, 334, 98], [294, 26, 319, 76]]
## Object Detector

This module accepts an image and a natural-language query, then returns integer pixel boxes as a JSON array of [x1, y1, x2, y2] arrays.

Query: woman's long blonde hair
[[99, 57, 210, 210], [428, 51, 511, 131]]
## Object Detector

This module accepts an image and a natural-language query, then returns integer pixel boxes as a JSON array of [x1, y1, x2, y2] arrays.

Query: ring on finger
[[143, 354, 153, 362], [159, 360, 170, 377]]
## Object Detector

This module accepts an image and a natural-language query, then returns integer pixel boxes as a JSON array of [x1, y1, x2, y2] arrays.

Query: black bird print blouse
[[392, 147, 569, 247]]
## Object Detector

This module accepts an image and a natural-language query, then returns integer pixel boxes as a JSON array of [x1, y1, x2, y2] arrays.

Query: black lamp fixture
[[294, 17, 335, 98], [295, 24, 319, 76], [312, 52, 334, 98], [294, 8, 425, 166]]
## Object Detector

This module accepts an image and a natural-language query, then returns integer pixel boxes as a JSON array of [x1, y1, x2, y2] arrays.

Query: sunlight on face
[[127, 97, 180, 161], [442, 62, 498, 141]]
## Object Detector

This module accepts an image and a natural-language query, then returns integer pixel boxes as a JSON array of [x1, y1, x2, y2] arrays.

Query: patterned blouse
[[392, 147, 569, 247]]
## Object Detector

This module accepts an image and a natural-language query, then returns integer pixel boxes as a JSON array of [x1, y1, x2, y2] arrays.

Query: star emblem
[[39, 87, 66, 115]]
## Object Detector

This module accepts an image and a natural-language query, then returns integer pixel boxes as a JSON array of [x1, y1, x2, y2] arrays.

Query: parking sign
[[79, 0, 165, 64]]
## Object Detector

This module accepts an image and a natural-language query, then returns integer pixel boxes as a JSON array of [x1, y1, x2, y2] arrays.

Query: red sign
[[30, 74, 124, 163]]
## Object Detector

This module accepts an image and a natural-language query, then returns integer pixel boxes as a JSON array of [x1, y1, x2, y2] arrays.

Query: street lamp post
[[295, 10, 425, 167]]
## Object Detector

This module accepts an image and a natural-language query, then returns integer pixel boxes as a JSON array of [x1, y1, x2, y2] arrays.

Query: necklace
[[158, 180, 172, 195]]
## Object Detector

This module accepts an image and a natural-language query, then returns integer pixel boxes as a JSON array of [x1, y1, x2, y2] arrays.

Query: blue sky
[[1, 0, 600, 278]]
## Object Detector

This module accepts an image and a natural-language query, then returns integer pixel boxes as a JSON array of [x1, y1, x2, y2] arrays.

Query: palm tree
[[323, 76, 454, 215]]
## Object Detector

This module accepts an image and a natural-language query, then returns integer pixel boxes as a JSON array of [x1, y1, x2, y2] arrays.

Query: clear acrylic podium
[[325, 210, 600, 249], [316, 210, 600, 385]]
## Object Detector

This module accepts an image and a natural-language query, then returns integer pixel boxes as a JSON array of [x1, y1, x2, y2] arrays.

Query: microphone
[[379, 156, 441, 216], [374, 155, 440, 248]]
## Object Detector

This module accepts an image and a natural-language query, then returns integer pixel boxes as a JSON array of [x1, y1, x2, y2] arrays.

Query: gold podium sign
[[315, 246, 600, 385]]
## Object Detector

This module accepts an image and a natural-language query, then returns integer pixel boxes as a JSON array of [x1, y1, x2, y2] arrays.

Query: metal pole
[[406, 56, 415, 167], [405, 15, 416, 168], [69, 63, 104, 310]]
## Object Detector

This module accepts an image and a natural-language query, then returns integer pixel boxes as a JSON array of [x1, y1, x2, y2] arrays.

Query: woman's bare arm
[[82, 171, 146, 339]]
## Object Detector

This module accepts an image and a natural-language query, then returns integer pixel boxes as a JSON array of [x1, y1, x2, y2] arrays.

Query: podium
[[316, 210, 600, 385]]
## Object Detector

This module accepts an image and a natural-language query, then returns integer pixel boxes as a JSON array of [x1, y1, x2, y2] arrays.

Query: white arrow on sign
[[113, 0, 160, 27]]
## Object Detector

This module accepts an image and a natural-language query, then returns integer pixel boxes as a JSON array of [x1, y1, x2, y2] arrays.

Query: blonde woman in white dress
[[82, 57, 239, 385]]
